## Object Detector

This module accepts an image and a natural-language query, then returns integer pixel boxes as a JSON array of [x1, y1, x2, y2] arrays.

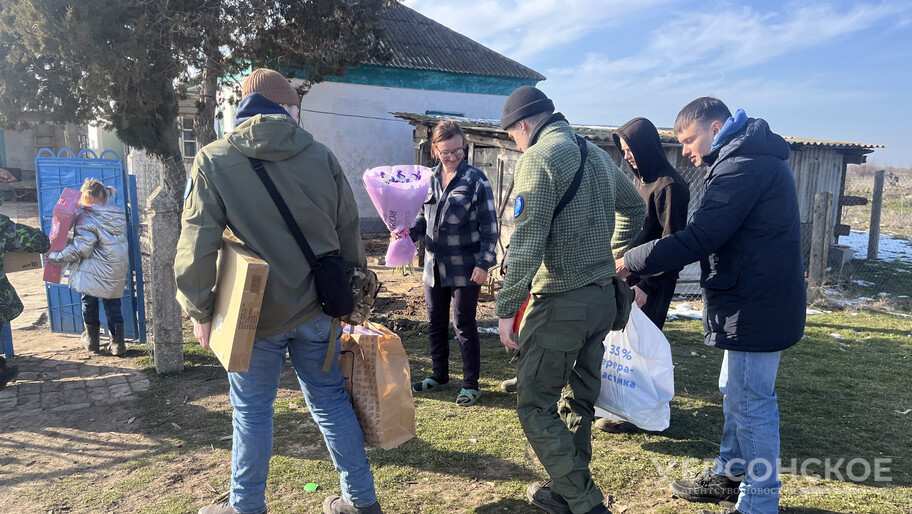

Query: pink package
[[43, 187, 82, 283], [363, 165, 432, 267]]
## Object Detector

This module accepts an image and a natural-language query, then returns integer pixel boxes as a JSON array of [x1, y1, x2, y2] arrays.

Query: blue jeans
[[81, 294, 123, 331], [712, 350, 782, 514], [227, 313, 377, 514]]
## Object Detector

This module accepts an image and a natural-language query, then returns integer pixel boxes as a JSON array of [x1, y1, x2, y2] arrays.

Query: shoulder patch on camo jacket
[[514, 195, 524, 218]]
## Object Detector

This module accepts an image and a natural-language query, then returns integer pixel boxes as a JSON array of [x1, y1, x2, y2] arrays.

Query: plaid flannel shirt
[[413, 160, 498, 288]]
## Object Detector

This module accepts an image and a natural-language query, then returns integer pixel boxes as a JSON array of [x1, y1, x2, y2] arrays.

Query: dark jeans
[[639, 276, 678, 330], [81, 294, 123, 331], [424, 274, 482, 390]]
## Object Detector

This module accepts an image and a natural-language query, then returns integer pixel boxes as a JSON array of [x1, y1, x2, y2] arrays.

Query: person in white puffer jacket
[[48, 178, 129, 356]]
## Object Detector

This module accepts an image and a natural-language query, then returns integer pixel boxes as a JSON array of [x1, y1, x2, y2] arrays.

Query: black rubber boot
[[81, 324, 101, 352], [109, 323, 126, 356]]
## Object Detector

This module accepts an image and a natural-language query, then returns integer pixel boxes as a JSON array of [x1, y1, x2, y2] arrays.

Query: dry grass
[[843, 164, 911, 238]]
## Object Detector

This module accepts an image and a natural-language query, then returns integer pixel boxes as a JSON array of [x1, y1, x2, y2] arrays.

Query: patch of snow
[[853, 279, 875, 287], [830, 333, 844, 339], [667, 303, 702, 320], [843, 230, 912, 262]]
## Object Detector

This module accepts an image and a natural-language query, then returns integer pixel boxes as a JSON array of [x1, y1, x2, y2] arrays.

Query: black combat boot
[[82, 324, 101, 352]]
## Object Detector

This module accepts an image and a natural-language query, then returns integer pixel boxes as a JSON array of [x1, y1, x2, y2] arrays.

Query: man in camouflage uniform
[[0, 198, 51, 389], [496, 86, 646, 514]]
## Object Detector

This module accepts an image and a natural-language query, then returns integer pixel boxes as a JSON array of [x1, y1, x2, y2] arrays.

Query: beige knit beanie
[[242, 68, 300, 107]]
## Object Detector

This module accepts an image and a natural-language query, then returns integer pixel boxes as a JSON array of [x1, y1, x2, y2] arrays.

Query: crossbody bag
[[248, 157, 378, 371]]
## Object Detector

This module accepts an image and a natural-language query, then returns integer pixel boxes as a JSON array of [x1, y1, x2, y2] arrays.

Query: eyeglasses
[[437, 147, 465, 159]]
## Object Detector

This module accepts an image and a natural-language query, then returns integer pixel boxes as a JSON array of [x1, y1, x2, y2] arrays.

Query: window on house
[[180, 117, 197, 159]]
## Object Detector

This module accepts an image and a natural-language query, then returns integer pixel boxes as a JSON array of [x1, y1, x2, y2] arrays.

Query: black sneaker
[[594, 417, 640, 434], [670, 469, 743, 504], [527, 481, 571, 514]]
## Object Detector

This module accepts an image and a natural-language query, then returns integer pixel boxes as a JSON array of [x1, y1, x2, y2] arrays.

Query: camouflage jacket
[[0, 213, 51, 323]]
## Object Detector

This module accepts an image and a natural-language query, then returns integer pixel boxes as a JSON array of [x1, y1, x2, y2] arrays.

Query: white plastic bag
[[594, 304, 675, 431]]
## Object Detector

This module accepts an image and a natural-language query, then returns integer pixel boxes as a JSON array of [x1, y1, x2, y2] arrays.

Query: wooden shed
[[395, 113, 882, 290]]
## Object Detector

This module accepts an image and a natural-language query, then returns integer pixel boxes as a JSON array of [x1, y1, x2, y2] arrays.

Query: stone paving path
[[0, 348, 150, 416]]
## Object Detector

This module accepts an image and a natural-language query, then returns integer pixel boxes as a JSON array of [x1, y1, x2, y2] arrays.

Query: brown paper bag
[[339, 321, 415, 450]]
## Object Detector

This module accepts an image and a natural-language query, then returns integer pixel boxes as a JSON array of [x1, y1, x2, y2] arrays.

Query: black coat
[[624, 117, 805, 352]]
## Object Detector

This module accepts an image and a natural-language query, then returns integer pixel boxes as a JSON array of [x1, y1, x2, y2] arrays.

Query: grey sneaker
[[198, 502, 240, 514], [322, 496, 383, 514], [501, 377, 518, 393], [526, 481, 570, 514], [670, 469, 743, 504]]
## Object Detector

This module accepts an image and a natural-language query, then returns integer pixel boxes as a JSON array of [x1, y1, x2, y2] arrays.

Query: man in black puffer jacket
[[617, 97, 805, 514]]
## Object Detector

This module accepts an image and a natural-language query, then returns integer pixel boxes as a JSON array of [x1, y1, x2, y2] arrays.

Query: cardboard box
[[43, 187, 82, 283], [4, 252, 43, 273], [208, 238, 269, 372]]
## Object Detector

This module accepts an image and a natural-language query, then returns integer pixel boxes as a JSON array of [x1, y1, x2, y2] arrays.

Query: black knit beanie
[[501, 86, 555, 129]]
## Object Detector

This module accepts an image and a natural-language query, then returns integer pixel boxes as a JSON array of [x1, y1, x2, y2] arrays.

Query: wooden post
[[867, 169, 885, 260], [808, 192, 833, 296]]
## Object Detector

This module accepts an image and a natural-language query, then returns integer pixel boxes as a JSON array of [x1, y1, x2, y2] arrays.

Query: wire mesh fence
[[816, 164, 912, 314]]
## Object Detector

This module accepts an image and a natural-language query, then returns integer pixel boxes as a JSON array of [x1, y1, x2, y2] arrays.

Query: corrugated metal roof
[[776, 137, 883, 149], [393, 113, 883, 150], [376, 3, 545, 81]]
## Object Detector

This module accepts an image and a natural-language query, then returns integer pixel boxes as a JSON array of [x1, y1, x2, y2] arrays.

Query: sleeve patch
[[513, 195, 525, 218], [709, 192, 730, 204], [184, 176, 194, 199]]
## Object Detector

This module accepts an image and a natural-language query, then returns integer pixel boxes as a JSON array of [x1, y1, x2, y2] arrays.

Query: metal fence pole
[[867, 169, 885, 260]]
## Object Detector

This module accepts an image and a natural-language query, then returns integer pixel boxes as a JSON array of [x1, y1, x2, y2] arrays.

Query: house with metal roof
[[395, 112, 883, 292], [217, 2, 545, 232]]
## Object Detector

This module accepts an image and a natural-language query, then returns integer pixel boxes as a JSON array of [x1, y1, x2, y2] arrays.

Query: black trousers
[[424, 272, 482, 390]]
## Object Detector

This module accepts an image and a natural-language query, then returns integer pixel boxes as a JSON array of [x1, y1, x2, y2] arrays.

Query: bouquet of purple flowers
[[363, 165, 432, 267]]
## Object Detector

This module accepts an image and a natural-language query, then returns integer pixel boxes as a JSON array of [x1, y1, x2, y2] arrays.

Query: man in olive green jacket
[[175, 69, 380, 514], [496, 86, 645, 514]]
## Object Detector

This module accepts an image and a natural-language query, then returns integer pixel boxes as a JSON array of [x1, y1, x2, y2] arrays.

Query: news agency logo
[[649, 457, 893, 488]]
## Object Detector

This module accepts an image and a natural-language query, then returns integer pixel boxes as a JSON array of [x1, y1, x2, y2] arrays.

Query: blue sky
[[404, 0, 912, 166]]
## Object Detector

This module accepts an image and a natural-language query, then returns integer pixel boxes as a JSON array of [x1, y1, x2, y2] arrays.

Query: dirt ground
[[0, 202, 152, 512], [0, 202, 490, 512]]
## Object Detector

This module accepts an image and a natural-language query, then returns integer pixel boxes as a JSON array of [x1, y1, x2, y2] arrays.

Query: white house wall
[[294, 81, 508, 232], [3, 124, 66, 170]]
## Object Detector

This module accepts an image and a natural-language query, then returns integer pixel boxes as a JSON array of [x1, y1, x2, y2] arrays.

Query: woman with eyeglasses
[[410, 120, 498, 407]]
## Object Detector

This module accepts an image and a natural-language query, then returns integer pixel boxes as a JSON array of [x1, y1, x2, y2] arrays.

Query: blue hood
[[234, 93, 290, 125], [711, 108, 748, 152]]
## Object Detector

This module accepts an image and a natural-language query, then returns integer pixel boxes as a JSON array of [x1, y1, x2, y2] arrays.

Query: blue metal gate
[[35, 148, 146, 342]]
